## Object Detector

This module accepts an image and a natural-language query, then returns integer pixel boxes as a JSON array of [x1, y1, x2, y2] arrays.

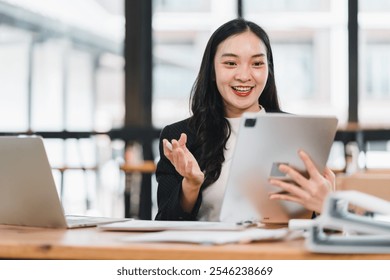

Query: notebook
[[219, 113, 338, 224], [0, 136, 128, 228]]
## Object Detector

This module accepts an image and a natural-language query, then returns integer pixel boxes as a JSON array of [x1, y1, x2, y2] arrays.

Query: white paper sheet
[[99, 220, 255, 232], [120, 228, 290, 245]]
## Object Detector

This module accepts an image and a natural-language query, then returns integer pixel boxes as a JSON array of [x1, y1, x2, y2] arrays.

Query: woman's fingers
[[269, 178, 310, 200], [298, 150, 322, 181], [269, 150, 335, 214], [276, 150, 325, 193], [277, 164, 308, 191], [162, 139, 172, 159], [269, 191, 302, 205], [162, 135, 203, 183], [178, 133, 187, 147], [323, 167, 336, 191]]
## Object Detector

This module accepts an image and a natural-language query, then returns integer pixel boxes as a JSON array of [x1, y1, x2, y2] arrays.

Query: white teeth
[[232, 86, 252, 92]]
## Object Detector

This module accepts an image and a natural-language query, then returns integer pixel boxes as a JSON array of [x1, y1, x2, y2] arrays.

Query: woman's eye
[[224, 61, 236, 66], [253, 61, 265, 67]]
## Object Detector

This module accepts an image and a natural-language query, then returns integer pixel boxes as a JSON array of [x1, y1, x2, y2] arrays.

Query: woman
[[155, 18, 335, 221]]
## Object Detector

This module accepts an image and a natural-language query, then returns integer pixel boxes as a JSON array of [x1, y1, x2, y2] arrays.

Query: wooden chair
[[120, 160, 156, 218]]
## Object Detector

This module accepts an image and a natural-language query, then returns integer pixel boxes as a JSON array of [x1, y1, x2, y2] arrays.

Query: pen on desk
[[236, 221, 256, 227]]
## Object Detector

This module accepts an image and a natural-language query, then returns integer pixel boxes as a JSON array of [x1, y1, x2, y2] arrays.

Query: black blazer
[[155, 109, 284, 221], [155, 118, 203, 220]]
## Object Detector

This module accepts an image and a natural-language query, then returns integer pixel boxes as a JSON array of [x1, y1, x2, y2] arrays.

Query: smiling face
[[214, 30, 269, 118]]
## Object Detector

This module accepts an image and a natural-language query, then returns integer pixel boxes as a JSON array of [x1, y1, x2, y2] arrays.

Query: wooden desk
[[1, 224, 389, 260], [120, 161, 156, 219]]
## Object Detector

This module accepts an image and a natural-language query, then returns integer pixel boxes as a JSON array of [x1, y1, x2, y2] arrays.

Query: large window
[[0, 0, 125, 216], [244, 0, 348, 122], [151, 0, 349, 127], [150, 0, 350, 171], [152, 0, 238, 127], [359, 0, 390, 124], [0, 25, 31, 131], [357, 0, 390, 168], [4, 0, 390, 217]]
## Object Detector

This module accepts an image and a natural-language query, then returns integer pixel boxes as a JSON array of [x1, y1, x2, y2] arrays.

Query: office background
[[1, 0, 390, 219]]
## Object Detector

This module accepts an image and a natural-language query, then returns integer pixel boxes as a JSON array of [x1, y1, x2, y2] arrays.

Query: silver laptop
[[219, 113, 338, 224], [0, 136, 128, 228]]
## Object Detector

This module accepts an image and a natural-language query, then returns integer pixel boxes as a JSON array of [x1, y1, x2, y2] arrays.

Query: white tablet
[[219, 113, 338, 224]]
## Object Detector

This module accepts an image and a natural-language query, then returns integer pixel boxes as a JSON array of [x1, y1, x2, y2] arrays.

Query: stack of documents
[[99, 220, 291, 245], [305, 190, 390, 254], [120, 228, 289, 245], [99, 220, 255, 232]]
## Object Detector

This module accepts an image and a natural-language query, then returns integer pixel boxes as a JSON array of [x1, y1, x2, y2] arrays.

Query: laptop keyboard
[[66, 216, 100, 226], [65, 215, 127, 227]]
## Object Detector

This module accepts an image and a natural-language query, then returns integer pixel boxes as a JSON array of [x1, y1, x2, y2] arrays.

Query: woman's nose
[[235, 66, 251, 82]]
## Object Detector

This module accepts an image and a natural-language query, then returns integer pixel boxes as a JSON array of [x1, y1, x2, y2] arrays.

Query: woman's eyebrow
[[252, 53, 266, 58], [220, 53, 238, 58], [220, 53, 266, 58]]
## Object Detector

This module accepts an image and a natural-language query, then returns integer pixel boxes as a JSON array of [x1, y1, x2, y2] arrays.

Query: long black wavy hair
[[188, 18, 281, 188]]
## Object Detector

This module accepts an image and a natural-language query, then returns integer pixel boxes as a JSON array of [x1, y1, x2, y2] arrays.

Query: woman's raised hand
[[268, 150, 335, 214]]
